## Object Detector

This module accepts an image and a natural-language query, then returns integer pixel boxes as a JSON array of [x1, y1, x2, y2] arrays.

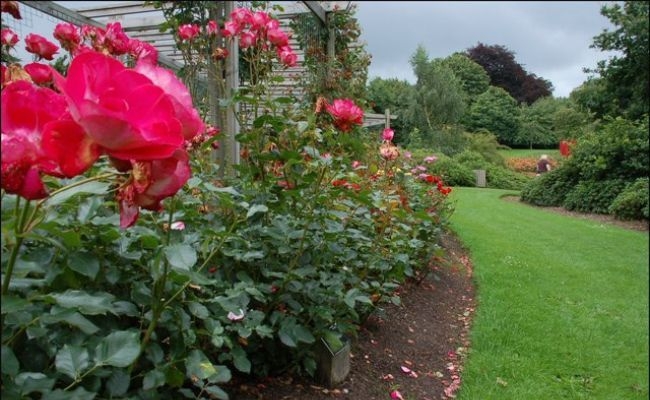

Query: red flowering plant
[[0, 3, 236, 398]]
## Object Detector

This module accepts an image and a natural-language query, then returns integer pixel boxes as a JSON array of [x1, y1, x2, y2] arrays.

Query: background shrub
[[562, 179, 628, 214], [609, 177, 650, 220]]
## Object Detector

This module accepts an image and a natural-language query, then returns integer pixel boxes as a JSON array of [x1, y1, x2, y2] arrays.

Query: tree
[[438, 53, 490, 103], [590, 1, 649, 119], [464, 86, 520, 146], [516, 97, 558, 148], [407, 46, 467, 147], [366, 77, 416, 145], [466, 43, 553, 104]]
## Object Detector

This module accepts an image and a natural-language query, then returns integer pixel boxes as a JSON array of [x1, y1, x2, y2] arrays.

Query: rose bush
[[1, 3, 453, 398]]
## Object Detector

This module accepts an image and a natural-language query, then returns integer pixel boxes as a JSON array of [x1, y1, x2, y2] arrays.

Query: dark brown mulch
[[225, 231, 476, 400]]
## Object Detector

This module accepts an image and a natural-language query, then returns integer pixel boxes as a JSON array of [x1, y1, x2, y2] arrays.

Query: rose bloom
[[239, 30, 257, 49], [206, 20, 218, 36], [1, 1, 21, 19], [1, 80, 100, 199], [379, 142, 399, 161], [382, 128, 394, 142], [53, 22, 81, 52], [326, 98, 364, 132], [277, 46, 297, 67], [128, 39, 158, 65], [178, 23, 200, 41], [54, 51, 191, 161], [24, 33, 59, 60], [23, 62, 54, 85], [424, 155, 438, 163], [117, 149, 191, 228], [1, 27, 19, 47]]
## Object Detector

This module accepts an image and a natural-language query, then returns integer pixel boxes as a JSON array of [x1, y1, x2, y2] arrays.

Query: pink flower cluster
[[221, 7, 297, 67], [1, 6, 205, 229]]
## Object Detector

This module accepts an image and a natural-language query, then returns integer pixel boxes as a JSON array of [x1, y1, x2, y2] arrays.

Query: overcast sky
[[354, 1, 619, 98]]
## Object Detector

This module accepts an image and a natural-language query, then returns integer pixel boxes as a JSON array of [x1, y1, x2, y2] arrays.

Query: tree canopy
[[589, 1, 649, 120], [466, 43, 553, 105]]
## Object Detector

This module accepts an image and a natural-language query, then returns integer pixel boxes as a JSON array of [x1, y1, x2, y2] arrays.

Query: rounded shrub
[[520, 164, 579, 207], [486, 166, 530, 190], [563, 179, 628, 214], [429, 155, 476, 187], [609, 177, 649, 220]]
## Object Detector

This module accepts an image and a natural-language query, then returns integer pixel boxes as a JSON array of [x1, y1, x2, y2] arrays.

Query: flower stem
[[2, 199, 32, 295]]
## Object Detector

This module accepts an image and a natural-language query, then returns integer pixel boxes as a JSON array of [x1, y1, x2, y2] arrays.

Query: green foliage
[[428, 155, 476, 187], [291, 3, 371, 104], [520, 165, 580, 207], [365, 77, 416, 145], [440, 53, 490, 102], [485, 166, 530, 190], [408, 46, 467, 144], [563, 179, 628, 214], [590, 1, 649, 120], [465, 132, 506, 166], [521, 116, 649, 217], [571, 116, 649, 181], [464, 86, 521, 146], [609, 177, 650, 220], [516, 97, 559, 148]]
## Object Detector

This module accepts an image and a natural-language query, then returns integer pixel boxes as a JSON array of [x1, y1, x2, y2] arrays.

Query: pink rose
[[128, 39, 158, 65], [104, 22, 130, 55], [239, 31, 257, 49], [24, 33, 59, 60], [1, 27, 18, 47], [134, 60, 205, 140], [266, 27, 288, 47], [251, 11, 271, 30], [54, 51, 185, 161], [178, 24, 200, 41], [117, 149, 191, 228], [382, 128, 394, 142], [1, 81, 99, 199], [23, 62, 53, 85], [326, 99, 364, 132], [206, 20, 218, 36], [53, 22, 80, 53]]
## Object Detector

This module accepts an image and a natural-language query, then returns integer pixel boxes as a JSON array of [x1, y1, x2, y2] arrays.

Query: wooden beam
[[303, 1, 327, 24]]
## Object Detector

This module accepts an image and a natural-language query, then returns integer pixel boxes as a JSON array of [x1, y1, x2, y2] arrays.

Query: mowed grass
[[449, 187, 649, 400], [499, 148, 560, 159]]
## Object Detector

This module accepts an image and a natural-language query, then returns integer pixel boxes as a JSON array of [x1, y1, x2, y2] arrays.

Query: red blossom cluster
[[331, 178, 361, 191], [1, 3, 206, 229], [418, 173, 452, 196]]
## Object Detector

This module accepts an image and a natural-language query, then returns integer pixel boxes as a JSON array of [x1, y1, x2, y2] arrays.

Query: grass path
[[449, 187, 649, 400]]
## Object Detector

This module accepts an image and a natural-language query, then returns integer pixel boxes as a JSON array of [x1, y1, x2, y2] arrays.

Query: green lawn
[[499, 148, 561, 159], [449, 187, 649, 400]]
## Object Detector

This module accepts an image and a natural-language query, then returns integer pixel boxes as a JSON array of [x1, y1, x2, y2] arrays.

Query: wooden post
[[384, 108, 391, 129], [224, 1, 240, 174], [211, 1, 239, 179]]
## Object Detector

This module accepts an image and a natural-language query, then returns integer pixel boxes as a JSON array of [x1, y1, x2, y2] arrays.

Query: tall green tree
[[439, 53, 490, 102], [407, 45, 467, 147], [590, 1, 649, 120], [464, 86, 520, 146], [516, 97, 558, 148]]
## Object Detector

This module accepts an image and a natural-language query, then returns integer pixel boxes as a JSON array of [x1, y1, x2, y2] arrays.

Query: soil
[[224, 198, 647, 400]]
